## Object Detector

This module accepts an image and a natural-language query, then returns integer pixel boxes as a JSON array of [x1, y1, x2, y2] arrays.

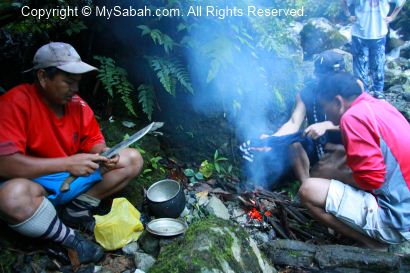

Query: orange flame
[[264, 211, 272, 217], [248, 208, 262, 222]]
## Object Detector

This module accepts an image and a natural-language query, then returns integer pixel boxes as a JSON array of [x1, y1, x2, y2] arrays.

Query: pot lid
[[146, 218, 188, 236]]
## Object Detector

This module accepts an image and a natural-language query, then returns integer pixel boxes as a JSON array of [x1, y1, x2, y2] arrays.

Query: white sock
[[9, 198, 74, 243]]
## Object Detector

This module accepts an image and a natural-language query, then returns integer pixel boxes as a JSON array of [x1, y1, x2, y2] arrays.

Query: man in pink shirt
[[294, 72, 410, 248]]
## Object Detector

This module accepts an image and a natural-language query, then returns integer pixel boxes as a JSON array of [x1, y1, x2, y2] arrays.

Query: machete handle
[[60, 175, 77, 192]]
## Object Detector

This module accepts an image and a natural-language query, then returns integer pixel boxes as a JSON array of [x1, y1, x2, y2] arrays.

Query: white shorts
[[325, 179, 407, 244]]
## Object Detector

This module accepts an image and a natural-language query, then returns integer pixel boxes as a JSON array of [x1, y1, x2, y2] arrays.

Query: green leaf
[[145, 56, 193, 95], [184, 169, 195, 177], [215, 163, 221, 173], [137, 25, 151, 36], [93, 56, 137, 117], [195, 172, 204, 180], [189, 177, 197, 184], [138, 84, 155, 120], [207, 60, 220, 83], [199, 160, 213, 178]]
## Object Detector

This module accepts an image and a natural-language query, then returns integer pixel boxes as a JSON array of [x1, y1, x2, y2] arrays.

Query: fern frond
[[171, 58, 193, 94], [94, 56, 137, 117], [145, 55, 193, 95], [137, 25, 174, 53], [138, 84, 155, 120]]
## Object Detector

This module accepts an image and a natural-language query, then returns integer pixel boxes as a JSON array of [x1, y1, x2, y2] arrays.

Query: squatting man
[[0, 42, 144, 264]]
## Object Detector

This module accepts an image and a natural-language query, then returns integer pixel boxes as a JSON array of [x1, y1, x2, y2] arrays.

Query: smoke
[[183, 1, 302, 187]]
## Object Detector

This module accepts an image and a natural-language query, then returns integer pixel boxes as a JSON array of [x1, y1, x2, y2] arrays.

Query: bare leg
[[86, 148, 143, 200], [0, 179, 46, 224], [310, 144, 355, 184], [289, 142, 310, 183], [298, 178, 387, 249]]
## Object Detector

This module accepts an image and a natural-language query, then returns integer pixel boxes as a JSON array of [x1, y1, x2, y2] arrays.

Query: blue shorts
[[0, 171, 102, 206], [32, 171, 102, 205]]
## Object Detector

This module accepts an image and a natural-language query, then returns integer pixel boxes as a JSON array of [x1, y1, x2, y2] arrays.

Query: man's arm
[[340, 0, 350, 16], [386, 0, 406, 23], [273, 94, 306, 136], [0, 152, 107, 179], [304, 121, 340, 139], [340, 0, 356, 22]]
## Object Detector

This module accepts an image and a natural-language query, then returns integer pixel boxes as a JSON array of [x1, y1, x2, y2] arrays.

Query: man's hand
[[65, 153, 108, 176], [101, 154, 120, 170], [385, 16, 394, 24], [304, 121, 333, 139]]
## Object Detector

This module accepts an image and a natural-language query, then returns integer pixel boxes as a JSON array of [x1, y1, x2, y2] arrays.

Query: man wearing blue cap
[[0, 42, 143, 265]]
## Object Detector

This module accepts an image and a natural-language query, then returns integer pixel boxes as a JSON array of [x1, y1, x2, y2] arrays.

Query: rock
[[159, 236, 184, 256], [231, 208, 247, 225], [138, 231, 160, 257], [402, 92, 410, 102], [300, 18, 348, 58], [99, 269, 114, 273], [149, 217, 277, 273], [122, 242, 140, 255], [261, 239, 402, 272], [399, 42, 410, 59], [387, 37, 405, 53], [205, 196, 230, 220], [250, 231, 271, 245], [389, 241, 410, 255], [133, 252, 156, 272], [385, 58, 410, 89]]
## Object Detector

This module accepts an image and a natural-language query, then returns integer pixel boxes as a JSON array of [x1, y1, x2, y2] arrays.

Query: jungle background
[[1, 0, 410, 272]]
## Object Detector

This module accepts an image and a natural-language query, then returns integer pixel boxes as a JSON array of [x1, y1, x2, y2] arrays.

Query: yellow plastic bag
[[94, 197, 144, 250]]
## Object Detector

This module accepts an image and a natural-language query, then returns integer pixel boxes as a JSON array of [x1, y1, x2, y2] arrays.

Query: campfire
[[182, 177, 340, 246]]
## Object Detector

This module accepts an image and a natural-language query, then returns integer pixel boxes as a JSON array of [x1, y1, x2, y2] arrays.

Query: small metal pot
[[147, 179, 186, 218]]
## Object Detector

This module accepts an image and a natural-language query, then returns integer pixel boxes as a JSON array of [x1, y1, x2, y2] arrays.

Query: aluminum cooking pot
[[147, 179, 186, 218]]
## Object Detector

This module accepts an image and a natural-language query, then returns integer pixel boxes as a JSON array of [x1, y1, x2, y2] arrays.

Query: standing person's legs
[[352, 36, 370, 92], [368, 36, 386, 98]]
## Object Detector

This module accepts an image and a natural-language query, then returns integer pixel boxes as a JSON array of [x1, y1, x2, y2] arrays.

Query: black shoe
[[63, 232, 104, 264], [60, 200, 96, 234]]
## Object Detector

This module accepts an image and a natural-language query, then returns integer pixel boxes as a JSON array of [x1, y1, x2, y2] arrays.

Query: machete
[[60, 122, 164, 192]]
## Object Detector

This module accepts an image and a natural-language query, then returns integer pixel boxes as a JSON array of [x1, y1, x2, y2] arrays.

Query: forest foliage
[[0, 0, 342, 121]]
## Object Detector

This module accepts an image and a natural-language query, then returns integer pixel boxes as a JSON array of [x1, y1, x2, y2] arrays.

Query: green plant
[[199, 150, 233, 181], [145, 55, 193, 96], [183, 168, 204, 184], [138, 25, 175, 53], [212, 150, 229, 174], [137, 84, 155, 120], [94, 56, 137, 117]]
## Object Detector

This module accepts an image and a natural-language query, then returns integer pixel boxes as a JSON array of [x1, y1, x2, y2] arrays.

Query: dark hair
[[34, 67, 64, 82], [317, 72, 362, 102], [314, 50, 346, 75]]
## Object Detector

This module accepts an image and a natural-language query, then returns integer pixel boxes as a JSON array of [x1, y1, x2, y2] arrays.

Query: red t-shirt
[[340, 93, 410, 190], [0, 83, 105, 157]]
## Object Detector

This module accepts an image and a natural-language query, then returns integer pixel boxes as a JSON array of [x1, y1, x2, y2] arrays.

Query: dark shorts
[[0, 171, 102, 205]]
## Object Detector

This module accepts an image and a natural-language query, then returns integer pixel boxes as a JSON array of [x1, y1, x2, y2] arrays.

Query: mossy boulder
[[149, 217, 276, 273], [300, 18, 348, 59]]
